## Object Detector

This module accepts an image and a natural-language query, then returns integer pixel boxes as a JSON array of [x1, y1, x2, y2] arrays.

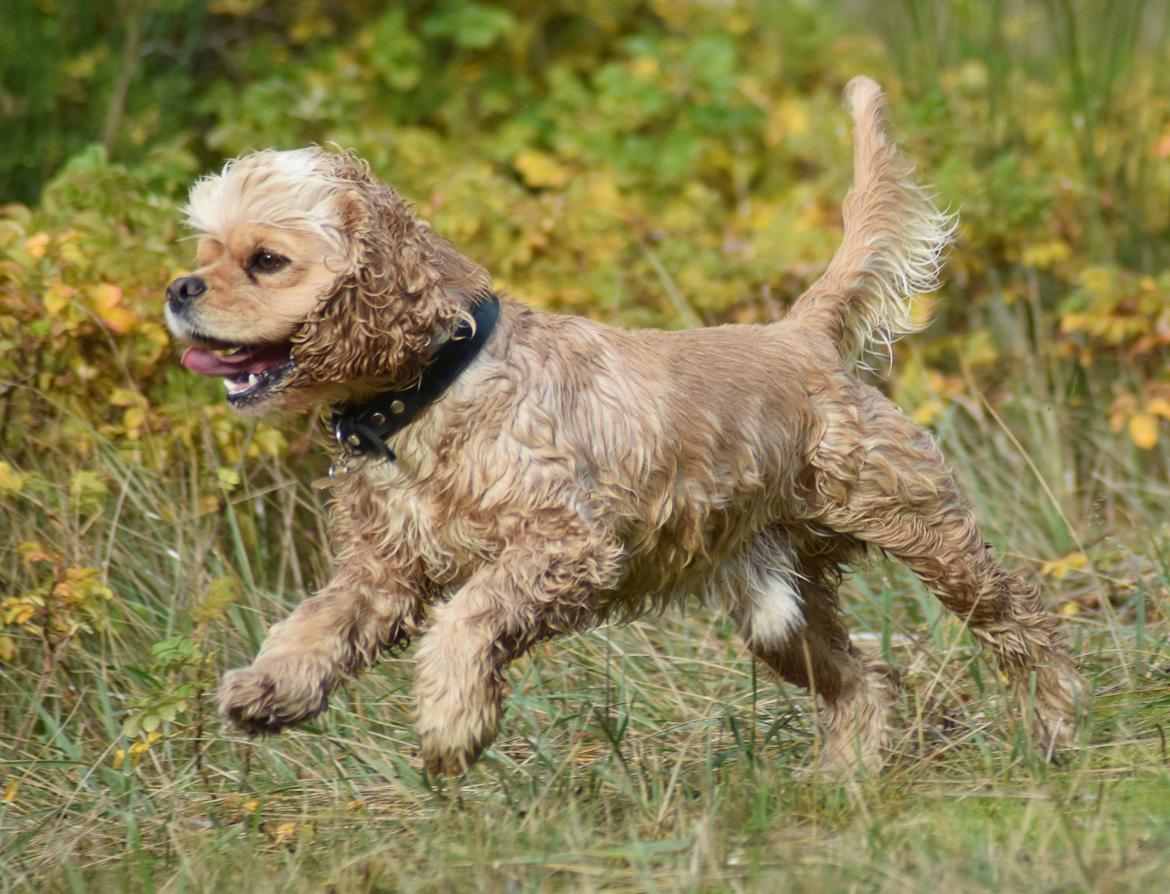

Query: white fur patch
[[184, 148, 348, 255], [746, 569, 804, 649]]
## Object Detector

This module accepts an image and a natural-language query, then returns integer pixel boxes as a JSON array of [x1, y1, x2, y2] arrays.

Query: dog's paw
[[218, 665, 329, 735], [1028, 660, 1087, 760], [1031, 699, 1080, 761], [419, 737, 484, 777], [415, 695, 498, 776]]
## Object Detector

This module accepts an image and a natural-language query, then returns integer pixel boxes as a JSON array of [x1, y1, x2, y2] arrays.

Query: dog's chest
[[335, 462, 498, 589]]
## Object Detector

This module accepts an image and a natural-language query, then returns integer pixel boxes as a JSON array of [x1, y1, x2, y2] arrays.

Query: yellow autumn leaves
[[0, 460, 22, 493], [0, 543, 113, 662], [1110, 391, 1170, 450], [514, 150, 572, 190]]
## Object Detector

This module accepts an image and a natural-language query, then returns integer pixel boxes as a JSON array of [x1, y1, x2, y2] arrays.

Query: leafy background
[[3, 0, 1170, 890]]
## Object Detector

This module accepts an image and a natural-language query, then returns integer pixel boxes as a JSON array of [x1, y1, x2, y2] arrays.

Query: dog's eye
[[249, 249, 288, 274]]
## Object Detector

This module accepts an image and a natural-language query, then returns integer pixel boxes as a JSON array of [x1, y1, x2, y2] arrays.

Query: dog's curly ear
[[290, 152, 492, 390]]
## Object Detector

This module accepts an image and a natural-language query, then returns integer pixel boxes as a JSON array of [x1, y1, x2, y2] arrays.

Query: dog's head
[[164, 147, 490, 414]]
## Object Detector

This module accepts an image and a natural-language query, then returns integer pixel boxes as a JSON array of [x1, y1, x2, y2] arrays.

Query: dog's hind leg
[[810, 395, 1085, 754], [728, 528, 899, 776]]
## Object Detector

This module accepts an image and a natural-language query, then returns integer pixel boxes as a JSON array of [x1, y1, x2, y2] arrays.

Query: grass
[[4, 300, 1170, 892], [5, 1, 1170, 890]]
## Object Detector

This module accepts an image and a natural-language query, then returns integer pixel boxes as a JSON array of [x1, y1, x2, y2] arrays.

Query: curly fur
[[168, 77, 1085, 776], [790, 77, 957, 360], [288, 152, 490, 396]]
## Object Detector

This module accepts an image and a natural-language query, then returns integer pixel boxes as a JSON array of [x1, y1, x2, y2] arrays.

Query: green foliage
[[120, 629, 209, 740], [4, 0, 1170, 889]]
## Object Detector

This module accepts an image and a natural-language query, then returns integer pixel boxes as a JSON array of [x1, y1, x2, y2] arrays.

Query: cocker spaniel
[[165, 77, 1084, 775]]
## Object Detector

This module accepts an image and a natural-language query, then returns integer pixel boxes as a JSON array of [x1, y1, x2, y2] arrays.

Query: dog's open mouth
[[180, 339, 295, 406]]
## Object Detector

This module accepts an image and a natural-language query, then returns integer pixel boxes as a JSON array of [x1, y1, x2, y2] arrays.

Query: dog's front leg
[[412, 534, 622, 774], [219, 568, 425, 735]]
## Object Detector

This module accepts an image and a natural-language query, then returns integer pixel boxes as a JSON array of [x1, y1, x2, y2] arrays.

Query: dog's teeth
[[247, 373, 259, 387], [224, 376, 251, 396]]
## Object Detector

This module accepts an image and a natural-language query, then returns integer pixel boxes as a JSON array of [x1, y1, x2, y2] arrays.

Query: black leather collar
[[330, 293, 501, 463]]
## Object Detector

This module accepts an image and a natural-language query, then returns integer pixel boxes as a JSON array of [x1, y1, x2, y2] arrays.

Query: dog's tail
[[788, 77, 955, 361]]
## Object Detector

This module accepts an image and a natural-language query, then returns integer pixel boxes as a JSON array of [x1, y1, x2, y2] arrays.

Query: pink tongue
[[181, 344, 290, 377]]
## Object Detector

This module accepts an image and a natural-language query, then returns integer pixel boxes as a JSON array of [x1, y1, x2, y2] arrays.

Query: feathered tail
[[789, 76, 956, 361]]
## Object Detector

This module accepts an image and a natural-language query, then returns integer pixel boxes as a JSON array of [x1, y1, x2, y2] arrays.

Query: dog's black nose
[[166, 275, 206, 313]]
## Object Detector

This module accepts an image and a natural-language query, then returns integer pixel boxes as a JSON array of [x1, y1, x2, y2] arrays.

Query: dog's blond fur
[[169, 77, 1084, 775]]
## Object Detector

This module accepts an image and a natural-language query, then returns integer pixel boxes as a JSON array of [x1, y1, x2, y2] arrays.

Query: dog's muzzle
[[166, 275, 207, 316]]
